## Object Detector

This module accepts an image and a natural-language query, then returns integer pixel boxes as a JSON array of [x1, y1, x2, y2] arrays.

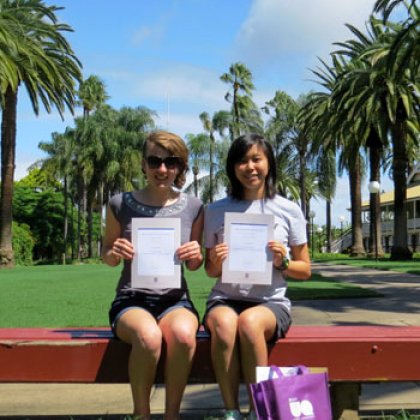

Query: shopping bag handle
[[268, 365, 309, 378]]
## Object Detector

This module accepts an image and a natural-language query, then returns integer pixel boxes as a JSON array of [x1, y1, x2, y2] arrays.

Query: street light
[[317, 227, 323, 253], [309, 210, 315, 257], [339, 215, 346, 253], [368, 180, 381, 261]]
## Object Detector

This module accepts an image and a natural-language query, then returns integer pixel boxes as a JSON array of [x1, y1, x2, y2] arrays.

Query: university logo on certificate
[[222, 212, 274, 284], [131, 218, 181, 288]]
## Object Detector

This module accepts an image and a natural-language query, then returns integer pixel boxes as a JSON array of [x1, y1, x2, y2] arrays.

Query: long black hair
[[226, 133, 277, 200]]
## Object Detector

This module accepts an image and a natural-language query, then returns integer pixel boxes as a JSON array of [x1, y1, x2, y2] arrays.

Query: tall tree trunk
[[299, 150, 306, 218], [87, 200, 93, 259], [86, 184, 97, 259], [233, 84, 239, 137], [209, 134, 215, 203], [368, 138, 384, 258], [349, 154, 366, 257], [192, 167, 198, 197], [390, 104, 412, 260], [0, 86, 18, 268], [70, 197, 75, 260], [63, 176, 68, 263], [77, 174, 83, 261], [326, 200, 332, 253], [98, 183, 104, 256]]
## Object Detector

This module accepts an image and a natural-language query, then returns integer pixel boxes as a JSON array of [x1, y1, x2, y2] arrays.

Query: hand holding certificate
[[222, 212, 274, 284], [131, 218, 181, 288]]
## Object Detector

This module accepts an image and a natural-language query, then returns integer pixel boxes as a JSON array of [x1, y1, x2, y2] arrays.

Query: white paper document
[[228, 223, 268, 272], [222, 213, 274, 284], [131, 218, 181, 288]]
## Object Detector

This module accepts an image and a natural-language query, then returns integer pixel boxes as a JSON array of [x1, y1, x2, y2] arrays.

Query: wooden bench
[[1, 325, 420, 419]]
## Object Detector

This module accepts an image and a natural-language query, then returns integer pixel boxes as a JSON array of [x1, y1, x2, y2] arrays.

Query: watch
[[277, 256, 289, 271]]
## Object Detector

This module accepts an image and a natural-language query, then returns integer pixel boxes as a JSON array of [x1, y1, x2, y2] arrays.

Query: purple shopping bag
[[250, 366, 332, 420]]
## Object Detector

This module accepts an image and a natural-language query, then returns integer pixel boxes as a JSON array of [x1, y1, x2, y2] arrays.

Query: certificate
[[222, 212, 274, 284], [131, 218, 181, 288]]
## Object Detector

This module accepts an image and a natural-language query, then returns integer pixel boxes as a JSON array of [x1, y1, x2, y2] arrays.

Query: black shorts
[[203, 298, 291, 343], [109, 291, 199, 336]]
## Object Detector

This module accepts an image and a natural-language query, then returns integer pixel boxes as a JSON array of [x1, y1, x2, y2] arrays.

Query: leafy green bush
[[12, 222, 35, 265]]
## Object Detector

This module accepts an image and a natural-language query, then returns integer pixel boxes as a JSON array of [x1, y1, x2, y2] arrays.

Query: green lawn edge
[[0, 263, 380, 328]]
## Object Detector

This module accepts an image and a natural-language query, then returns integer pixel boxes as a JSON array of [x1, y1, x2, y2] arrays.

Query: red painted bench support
[[2, 326, 420, 419]]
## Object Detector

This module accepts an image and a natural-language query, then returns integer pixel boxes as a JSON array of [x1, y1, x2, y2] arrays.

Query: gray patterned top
[[109, 191, 203, 296]]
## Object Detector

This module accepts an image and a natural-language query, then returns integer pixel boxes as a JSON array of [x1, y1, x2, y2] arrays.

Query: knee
[[132, 326, 162, 353], [208, 312, 238, 344], [238, 312, 261, 343], [170, 323, 197, 349]]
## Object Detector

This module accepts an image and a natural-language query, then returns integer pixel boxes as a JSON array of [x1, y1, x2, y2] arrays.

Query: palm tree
[[185, 133, 210, 197], [298, 56, 367, 257], [265, 91, 313, 218], [78, 74, 109, 118], [373, 0, 417, 19], [76, 75, 109, 258], [112, 105, 156, 195], [263, 91, 301, 200], [326, 57, 387, 257], [220, 62, 256, 139], [38, 128, 76, 261], [373, 1, 419, 80], [334, 17, 419, 259], [80, 104, 155, 257], [0, 0, 82, 267], [199, 110, 230, 202], [315, 146, 337, 252]]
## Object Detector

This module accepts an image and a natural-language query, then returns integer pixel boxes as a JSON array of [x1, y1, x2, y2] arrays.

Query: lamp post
[[317, 227, 323, 253], [368, 180, 380, 262], [309, 210, 315, 258], [339, 215, 345, 253]]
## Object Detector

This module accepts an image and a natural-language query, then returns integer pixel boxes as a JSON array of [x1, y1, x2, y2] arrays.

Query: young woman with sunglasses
[[102, 130, 204, 420], [203, 134, 311, 420]]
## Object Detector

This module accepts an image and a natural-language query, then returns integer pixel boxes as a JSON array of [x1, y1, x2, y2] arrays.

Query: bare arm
[[101, 205, 134, 267], [269, 240, 311, 280], [176, 208, 204, 271]]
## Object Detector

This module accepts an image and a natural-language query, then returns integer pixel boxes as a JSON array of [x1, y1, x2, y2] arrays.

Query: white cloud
[[135, 66, 227, 109], [155, 111, 204, 137], [235, 0, 376, 69], [105, 65, 228, 112], [132, 25, 165, 47]]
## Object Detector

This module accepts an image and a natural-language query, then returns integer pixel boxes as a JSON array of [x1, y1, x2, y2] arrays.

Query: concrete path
[[292, 263, 420, 327], [1, 263, 420, 419]]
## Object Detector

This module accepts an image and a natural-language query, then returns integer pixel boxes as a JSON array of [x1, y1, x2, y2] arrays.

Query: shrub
[[12, 222, 35, 265]]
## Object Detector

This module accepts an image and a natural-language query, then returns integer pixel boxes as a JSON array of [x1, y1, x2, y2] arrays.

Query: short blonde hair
[[143, 130, 189, 189]]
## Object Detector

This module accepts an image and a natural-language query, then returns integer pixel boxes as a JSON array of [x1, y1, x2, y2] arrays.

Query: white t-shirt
[[204, 195, 308, 311]]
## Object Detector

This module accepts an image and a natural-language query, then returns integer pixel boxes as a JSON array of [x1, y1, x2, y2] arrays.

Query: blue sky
[[14, 0, 395, 226]]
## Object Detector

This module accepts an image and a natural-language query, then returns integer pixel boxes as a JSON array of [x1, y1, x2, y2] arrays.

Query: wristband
[[276, 256, 289, 271]]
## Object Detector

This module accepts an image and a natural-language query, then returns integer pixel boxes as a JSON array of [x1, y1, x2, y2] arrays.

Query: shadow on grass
[[287, 274, 382, 300]]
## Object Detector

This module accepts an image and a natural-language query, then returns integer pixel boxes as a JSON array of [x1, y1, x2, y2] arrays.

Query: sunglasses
[[146, 155, 183, 169]]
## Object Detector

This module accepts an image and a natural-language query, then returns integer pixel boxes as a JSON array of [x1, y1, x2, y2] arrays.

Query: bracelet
[[275, 256, 289, 271]]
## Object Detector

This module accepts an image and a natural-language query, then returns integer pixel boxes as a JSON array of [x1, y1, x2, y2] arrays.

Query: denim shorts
[[203, 298, 291, 343], [109, 291, 199, 335]]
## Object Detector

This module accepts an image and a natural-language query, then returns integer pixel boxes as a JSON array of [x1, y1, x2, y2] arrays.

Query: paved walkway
[[293, 262, 420, 327], [1, 263, 420, 419]]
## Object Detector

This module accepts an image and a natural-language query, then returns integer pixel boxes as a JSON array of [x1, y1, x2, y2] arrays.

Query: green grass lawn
[[0, 263, 380, 328], [315, 253, 420, 275]]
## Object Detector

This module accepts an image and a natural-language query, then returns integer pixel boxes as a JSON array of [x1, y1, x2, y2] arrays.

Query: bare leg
[[238, 306, 277, 408], [116, 308, 163, 419], [159, 308, 199, 420], [206, 306, 241, 410]]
